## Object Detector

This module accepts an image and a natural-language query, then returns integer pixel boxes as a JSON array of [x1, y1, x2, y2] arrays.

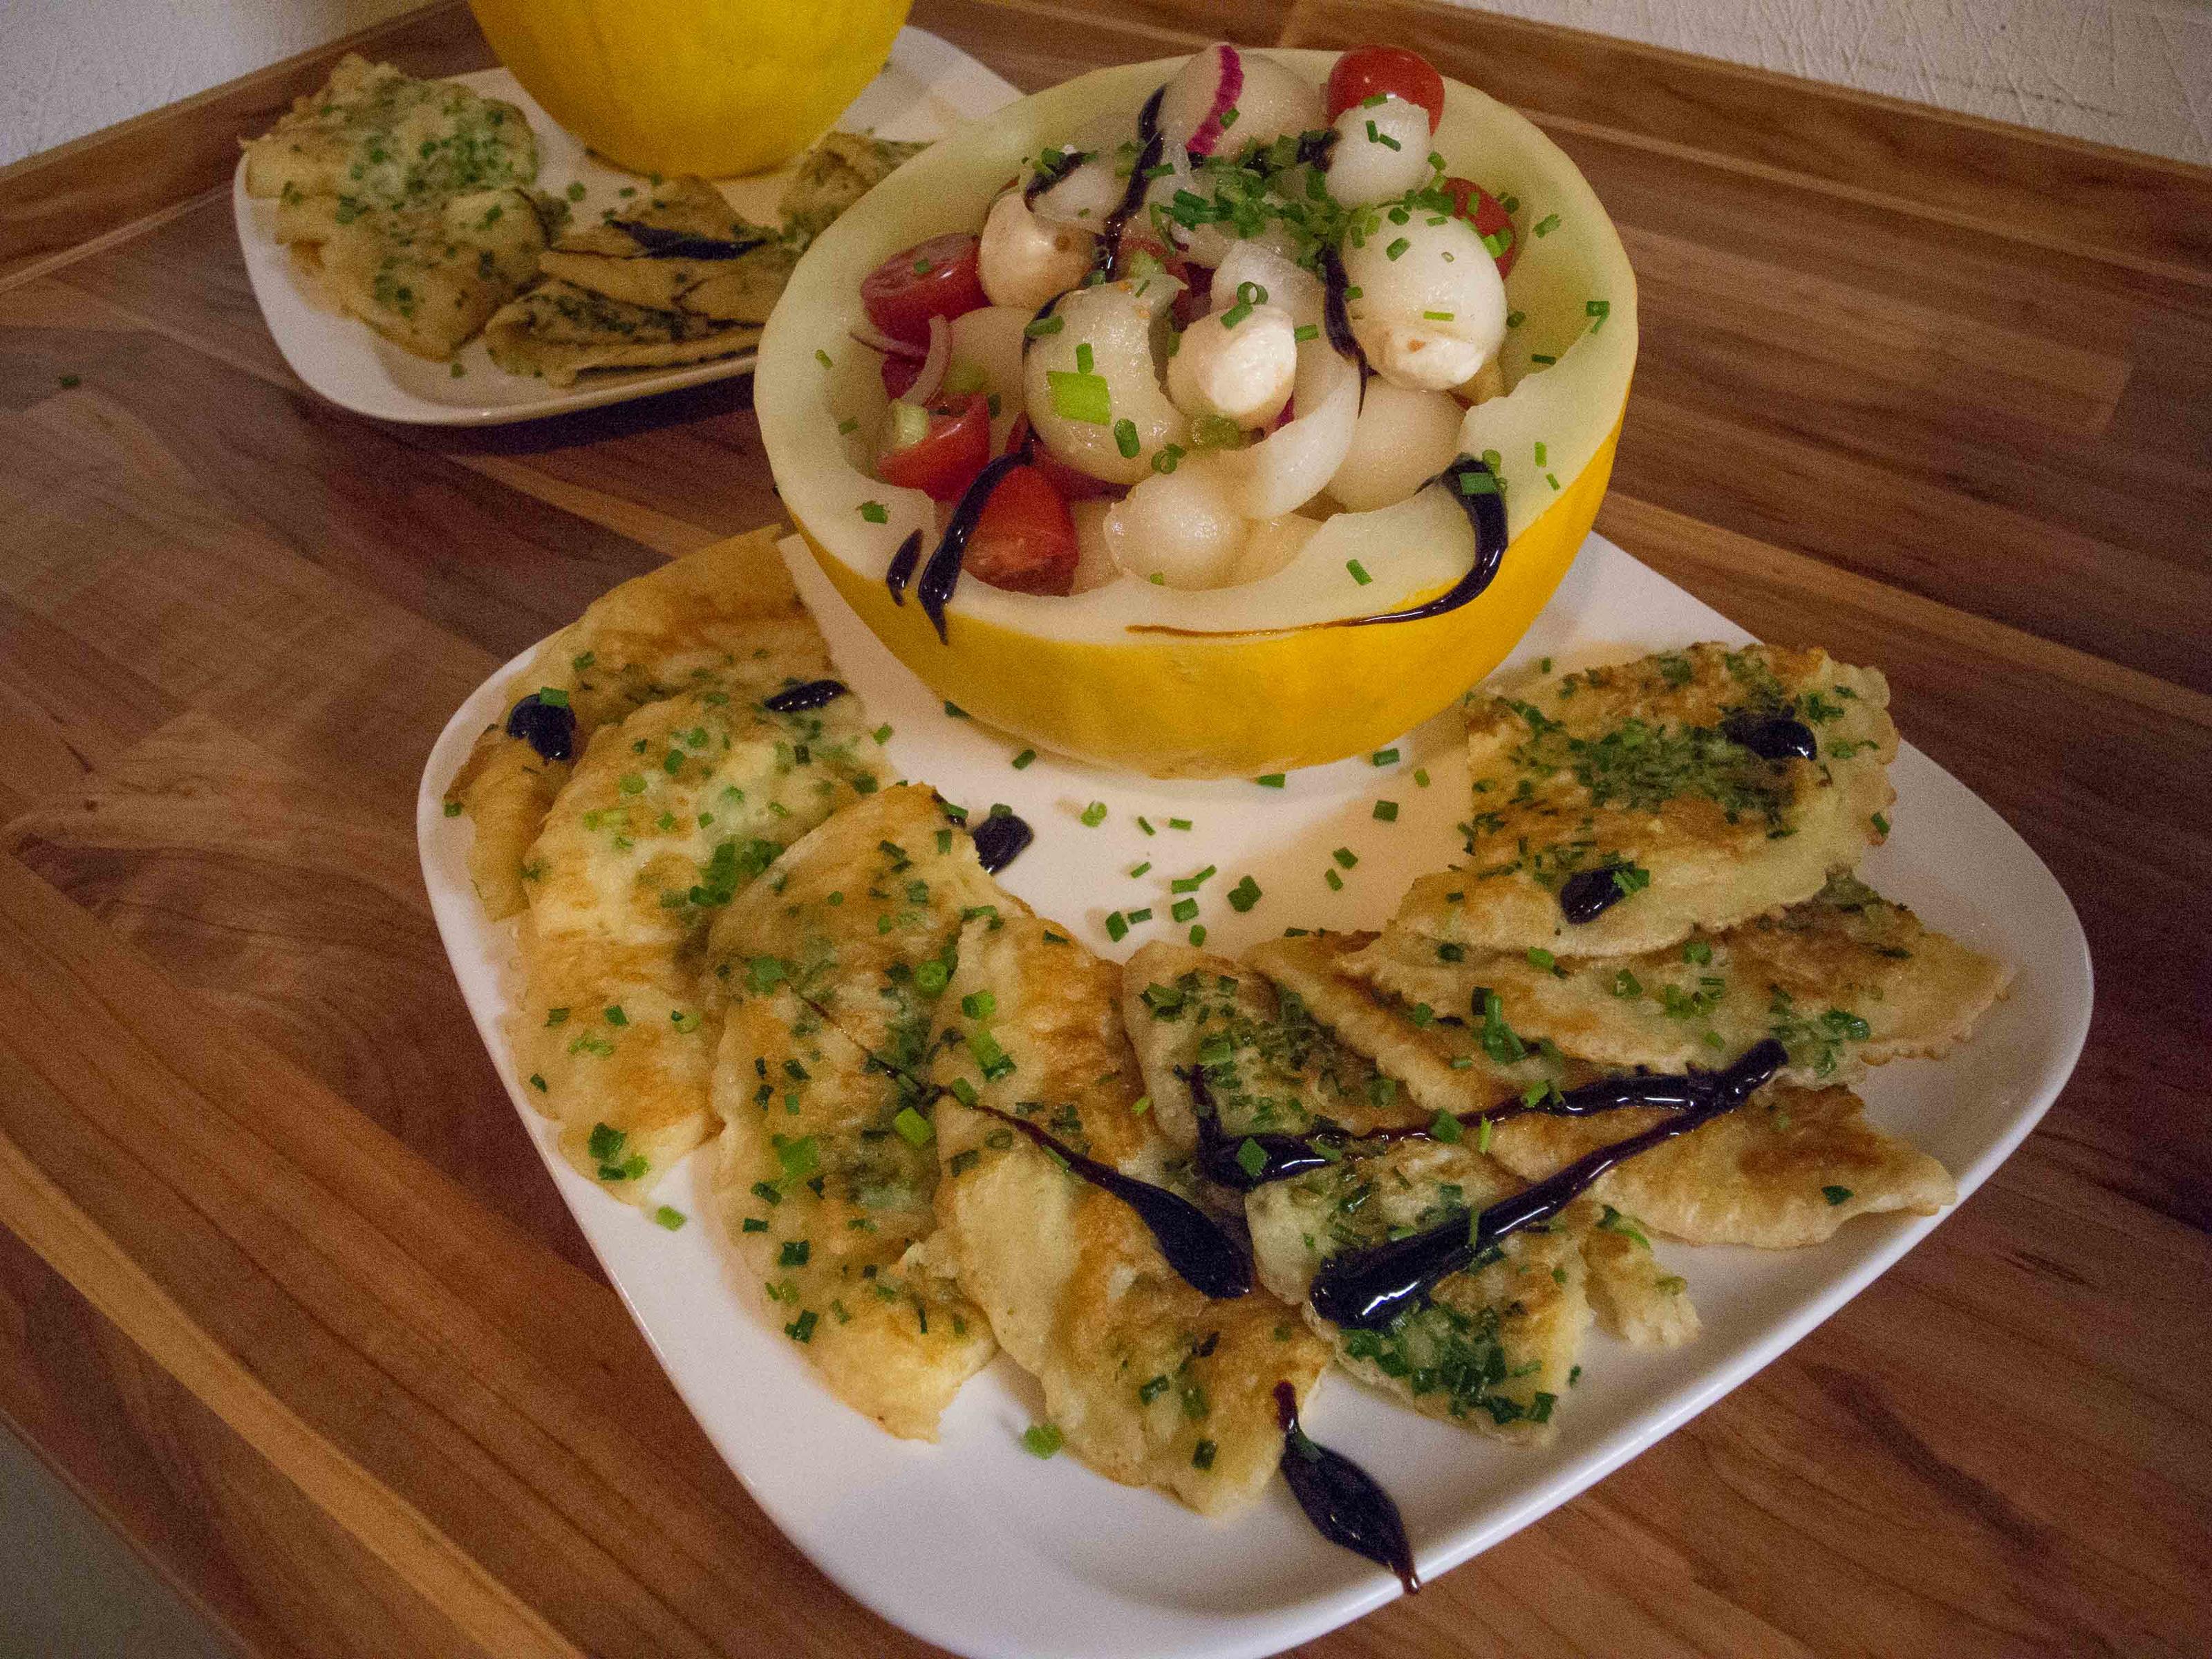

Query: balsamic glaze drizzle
[[1091, 87, 1167, 282], [761, 679, 850, 714], [964, 1102, 1252, 1300], [970, 810, 1034, 874], [504, 693, 577, 762], [603, 221, 772, 261], [1333, 456, 1509, 628], [916, 450, 1032, 641], [1022, 146, 1089, 208], [1559, 864, 1634, 924], [1306, 1040, 1788, 1331], [883, 529, 924, 606], [1316, 242, 1367, 375], [1275, 1382, 1419, 1594], [1723, 711, 1820, 762]]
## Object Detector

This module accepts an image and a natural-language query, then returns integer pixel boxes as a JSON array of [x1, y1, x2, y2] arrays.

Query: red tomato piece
[[1325, 47, 1445, 135], [860, 232, 988, 346], [1005, 413, 1121, 500], [876, 394, 992, 503], [1441, 177, 1518, 279], [964, 464, 1078, 596]]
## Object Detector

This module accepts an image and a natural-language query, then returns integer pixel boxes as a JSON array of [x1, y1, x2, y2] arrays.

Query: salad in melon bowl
[[755, 43, 1635, 776]]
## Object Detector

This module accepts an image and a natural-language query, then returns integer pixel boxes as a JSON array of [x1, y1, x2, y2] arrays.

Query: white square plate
[[418, 529, 2089, 1658], [232, 30, 1018, 426]]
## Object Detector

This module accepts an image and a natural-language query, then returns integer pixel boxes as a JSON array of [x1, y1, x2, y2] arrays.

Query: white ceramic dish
[[232, 30, 1018, 426], [418, 529, 2089, 1659]]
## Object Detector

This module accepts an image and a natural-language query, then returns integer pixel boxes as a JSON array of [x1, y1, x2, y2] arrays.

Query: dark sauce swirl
[[504, 693, 576, 762], [1275, 1382, 1418, 1594], [1723, 711, 1820, 762], [1316, 242, 1367, 375], [761, 679, 850, 714], [1092, 86, 1167, 281], [1306, 1040, 1788, 1331], [1022, 146, 1089, 208], [916, 450, 1033, 642], [884, 529, 924, 606], [964, 1102, 1251, 1300], [1559, 863, 1635, 924], [970, 809, 1034, 874], [603, 221, 772, 261]]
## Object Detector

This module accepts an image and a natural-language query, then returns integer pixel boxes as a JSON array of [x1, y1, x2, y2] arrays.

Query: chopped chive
[[1024, 315, 1065, 337], [1332, 847, 1358, 869], [1255, 774, 1286, 789], [1534, 213, 1561, 236], [1132, 1095, 1153, 1116], [815, 348, 833, 368], [1169, 818, 1192, 830], [1188, 924, 1207, 945], [1506, 308, 1526, 328], [1422, 309, 1454, 321], [1586, 298, 1610, 329], [1105, 910, 1129, 942], [443, 800, 463, 817], [893, 1106, 935, 1147], [1871, 812, 1891, 836], [1130, 861, 1152, 878], [1347, 559, 1372, 586], [1075, 341, 1094, 374], [1324, 868, 1344, 891], [1125, 906, 1153, 924], [1137, 816, 1156, 836], [1172, 897, 1199, 923], [1022, 1423, 1063, 1457], [1414, 767, 1431, 787], [859, 500, 888, 523], [1374, 800, 1398, 821], [1530, 353, 1557, 365], [1170, 865, 1216, 892], [837, 416, 859, 435], [1235, 1139, 1268, 1179], [1293, 323, 1320, 342], [1227, 876, 1262, 912], [1431, 1110, 1463, 1144], [1824, 1185, 1854, 1206], [1114, 418, 1141, 458], [1080, 800, 1107, 827], [1385, 238, 1409, 261], [944, 701, 968, 718], [1012, 749, 1036, 769]]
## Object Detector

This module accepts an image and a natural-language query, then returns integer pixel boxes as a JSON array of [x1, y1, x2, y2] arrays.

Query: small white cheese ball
[[978, 190, 1097, 311], [1342, 214, 1508, 392], [1324, 95, 1432, 207], [1327, 377, 1465, 511], [1167, 301, 1297, 428]]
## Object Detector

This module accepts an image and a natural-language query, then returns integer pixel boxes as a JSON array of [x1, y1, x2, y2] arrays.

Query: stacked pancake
[[1114, 644, 2008, 1442]]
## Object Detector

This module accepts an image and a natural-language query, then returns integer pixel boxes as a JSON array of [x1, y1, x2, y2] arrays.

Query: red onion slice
[[850, 320, 926, 359], [898, 315, 952, 406]]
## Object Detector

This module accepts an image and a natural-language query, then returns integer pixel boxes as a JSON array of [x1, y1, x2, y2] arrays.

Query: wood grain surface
[[0, 1, 2207, 1655]]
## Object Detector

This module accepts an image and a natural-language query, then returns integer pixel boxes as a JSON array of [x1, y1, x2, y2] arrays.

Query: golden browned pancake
[[1390, 644, 1897, 957], [447, 530, 840, 919], [1352, 873, 2011, 1087], [930, 912, 1328, 1516], [1247, 930, 1953, 1248], [711, 984, 993, 1440], [706, 784, 1004, 1062], [513, 683, 879, 1199]]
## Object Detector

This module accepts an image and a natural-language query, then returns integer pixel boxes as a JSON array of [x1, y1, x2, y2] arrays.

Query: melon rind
[[756, 51, 1635, 776]]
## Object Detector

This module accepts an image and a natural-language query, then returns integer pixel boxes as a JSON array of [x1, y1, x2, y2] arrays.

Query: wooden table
[[1, 1, 2207, 1653]]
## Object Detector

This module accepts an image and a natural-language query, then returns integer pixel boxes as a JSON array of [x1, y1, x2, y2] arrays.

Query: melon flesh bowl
[[756, 50, 1636, 777]]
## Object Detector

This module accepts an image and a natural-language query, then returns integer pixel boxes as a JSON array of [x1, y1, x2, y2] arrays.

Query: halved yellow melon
[[756, 50, 1635, 777]]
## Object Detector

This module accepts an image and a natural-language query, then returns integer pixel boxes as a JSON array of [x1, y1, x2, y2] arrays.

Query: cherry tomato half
[[964, 464, 1078, 596], [860, 232, 988, 346], [1442, 176, 1518, 279], [1326, 47, 1446, 135], [875, 393, 992, 503]]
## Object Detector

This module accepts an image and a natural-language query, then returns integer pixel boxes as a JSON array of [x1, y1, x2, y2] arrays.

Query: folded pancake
[[780, 132, 928, 250], [485, 280, 764, 386], [1244, 1141, 1591, 1441], [447, 530, 837, 919], [1351, 873, 2010, 1087], [930, 914, 1329, 1516], [711, 984, 993, 1440], [514, 681, 881, 1199], [706, 784, 1006, 1061], [538, 175, 795, 321], [1125, 941, 1691, 1434], [1248, 932, 1953, 1248], [241, 54, 537, 207], [1392, 644, 1897, 957]]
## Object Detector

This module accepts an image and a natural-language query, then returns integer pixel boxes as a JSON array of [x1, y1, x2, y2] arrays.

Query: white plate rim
[[415, 529, 2091, 1658]]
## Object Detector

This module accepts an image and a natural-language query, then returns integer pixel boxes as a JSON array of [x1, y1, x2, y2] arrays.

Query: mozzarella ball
[[1324, 95, 1432, 207], [1029, 155, 1124, 229], [1327, 377, 1464, 511], [1168, 302, 1297, 427], [1342, 214, 1508, 391], [978, 190, 1097, 310], [1159, 44, 1323, 157]]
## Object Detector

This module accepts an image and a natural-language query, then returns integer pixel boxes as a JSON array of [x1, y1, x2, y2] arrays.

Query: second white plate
[[418, 529, 2089, 1658], [232, 29, 1019, 426]]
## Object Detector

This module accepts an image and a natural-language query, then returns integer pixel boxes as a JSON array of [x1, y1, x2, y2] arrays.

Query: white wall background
[[0, 0, 2209, 170]]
